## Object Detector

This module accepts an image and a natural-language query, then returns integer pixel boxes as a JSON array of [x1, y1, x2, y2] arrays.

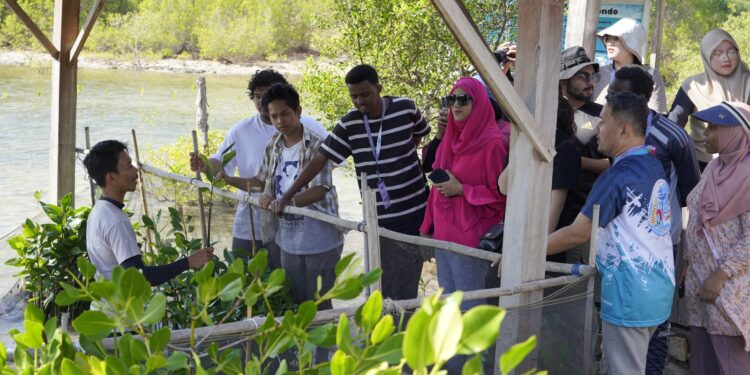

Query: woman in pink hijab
[[420, 77, 507, 310], [684, 101, 750, 373]]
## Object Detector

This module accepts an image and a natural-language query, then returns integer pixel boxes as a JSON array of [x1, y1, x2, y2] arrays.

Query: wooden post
[[247, 182, 258, 256], [648, 0, 666, 69], [192, 131, 209, 248], [49, 0, 80, 204], [361, 174, 382, 294], [84, 126, 96, 205], [495, 1, 563, 373], [583, 205, 600, 375], [131, 129, 153, 251], [564, 0, 601, 55], [196, 76, 209, 152]]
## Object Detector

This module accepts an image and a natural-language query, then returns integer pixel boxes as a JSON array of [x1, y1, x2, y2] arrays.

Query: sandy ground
[[0, 49, 316, 76]]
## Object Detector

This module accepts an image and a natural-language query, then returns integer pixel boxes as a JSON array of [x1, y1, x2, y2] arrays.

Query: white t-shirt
[[86, 200, 141, 280], [212, 113, 328, 241]]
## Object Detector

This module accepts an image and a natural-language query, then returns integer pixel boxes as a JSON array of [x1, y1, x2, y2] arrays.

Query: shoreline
[[0, 49, 312, 76]]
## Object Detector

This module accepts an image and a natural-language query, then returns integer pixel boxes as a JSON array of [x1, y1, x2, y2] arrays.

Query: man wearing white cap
[[592, 18, 668, 114]]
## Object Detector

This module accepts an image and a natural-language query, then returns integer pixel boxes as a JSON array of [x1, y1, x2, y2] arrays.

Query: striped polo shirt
[[320, 96, 430, 224]]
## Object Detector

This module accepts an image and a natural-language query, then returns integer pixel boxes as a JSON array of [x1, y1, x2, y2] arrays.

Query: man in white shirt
[[84, 140, 213, 284], [190, 69, 328, 267]]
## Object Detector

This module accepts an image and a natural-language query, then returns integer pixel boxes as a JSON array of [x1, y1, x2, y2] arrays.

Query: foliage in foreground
[[1, 249, 543, 374], [5, 193, 92, 319]]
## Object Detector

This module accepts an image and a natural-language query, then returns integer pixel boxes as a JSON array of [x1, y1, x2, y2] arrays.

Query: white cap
[[597, 18, 647, 63]]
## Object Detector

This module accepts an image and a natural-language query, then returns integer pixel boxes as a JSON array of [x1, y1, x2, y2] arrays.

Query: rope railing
[[137, 162, 593, 276]]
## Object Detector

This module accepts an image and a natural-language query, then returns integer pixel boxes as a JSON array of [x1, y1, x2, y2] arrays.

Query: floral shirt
[[685, 175, 750, 350]]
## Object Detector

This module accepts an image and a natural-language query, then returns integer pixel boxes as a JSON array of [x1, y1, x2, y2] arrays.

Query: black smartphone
[[428, 168, 450, 184]]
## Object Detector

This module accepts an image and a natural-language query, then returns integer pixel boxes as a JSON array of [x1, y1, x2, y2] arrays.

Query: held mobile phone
[[440, 96, 450, 109], [428, 168, 450, 184]]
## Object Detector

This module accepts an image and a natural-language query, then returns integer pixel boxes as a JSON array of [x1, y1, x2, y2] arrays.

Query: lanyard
[[613, 144, 654, 165], [646, 111, 653, 138], [363, 99, 386, 173]]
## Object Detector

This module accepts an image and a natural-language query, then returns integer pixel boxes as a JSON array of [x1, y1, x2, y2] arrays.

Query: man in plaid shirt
[[242, 83, 343, 310]]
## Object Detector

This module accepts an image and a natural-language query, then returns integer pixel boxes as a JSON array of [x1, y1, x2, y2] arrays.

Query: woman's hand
[[259, 194, 274, 210], [490, 255, 503, 277], [435, 170, 463, 197], [698, 268, 729, 303]]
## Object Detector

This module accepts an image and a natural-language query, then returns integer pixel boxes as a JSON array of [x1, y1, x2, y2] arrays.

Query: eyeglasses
[[602, 35, 620, 45], [572, 71, 600, 83], [441, 94, 473, 107], [712, 48, 738, 60]]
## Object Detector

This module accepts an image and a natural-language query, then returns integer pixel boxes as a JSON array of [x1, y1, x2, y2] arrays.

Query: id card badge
[[377, 179, 391, 209]]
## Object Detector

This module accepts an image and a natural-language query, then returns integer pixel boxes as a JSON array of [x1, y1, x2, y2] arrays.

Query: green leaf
[[142, 215, 156, 231], [25, 303, 44, 324], [295, 301, 317, 329], [458, 306, 506, 355], [228, 258, 245, 275], [335, 314, 356, 355], [462, 354, 483, 375], [141, 293, 167, 325], [371, 315, 395, 345], [372, 332, 404, 364], [330, 350, 354, 375], [247, 250, 268, 277], [198, 277, 218, 304], [60, 358, 87, 375], [146, 354, 167, 372], [192, 260, 215, 284], [500, 336, 537, 375], [72, 311, 115, 341], [164, 352, 189, 371], [105, 355, 128, 375], [221, 149, 237, 168], [403, 309, 434, 370], [359, 268, 383, 286], [149, 327, 171, 353], [0, 340, 6, 368], [218, 348, 243, 374], [117, 267, 150, 303], [361, 290, 383, 333], [335, 253, 355, 276], [308, 323, 336, 347], [217, 273, 244, 301], [200, 155, 214, 178], [76, 255, 96, 280], [430, 292, 463, 362], [267, 268, 285, 287], [129, 335, 149, 362]]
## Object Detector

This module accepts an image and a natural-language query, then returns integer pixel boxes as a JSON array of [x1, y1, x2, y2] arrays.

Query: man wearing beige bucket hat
[[592, 18, 668, 114]]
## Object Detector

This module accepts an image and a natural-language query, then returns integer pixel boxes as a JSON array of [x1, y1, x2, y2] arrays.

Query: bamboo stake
[[583, 205, 600, 375], [138, 162, 593, 276], [84, 127, 95, 205], [131, 129, 153, 252], [247, 182, 257, 256], [360, 173, 372, 296], [191, 131, 209, 248]]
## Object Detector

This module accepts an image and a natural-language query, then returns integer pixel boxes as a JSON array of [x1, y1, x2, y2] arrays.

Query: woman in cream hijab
[[592, 17, 668, 113], [668, 29, 750, 171]]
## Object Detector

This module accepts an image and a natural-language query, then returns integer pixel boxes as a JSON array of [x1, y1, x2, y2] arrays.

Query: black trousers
[[379, 211, 425, 301]]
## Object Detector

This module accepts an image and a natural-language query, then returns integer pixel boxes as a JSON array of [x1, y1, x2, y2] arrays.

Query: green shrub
[[5, 193, 92, 319], [145, 129, 234, 207]]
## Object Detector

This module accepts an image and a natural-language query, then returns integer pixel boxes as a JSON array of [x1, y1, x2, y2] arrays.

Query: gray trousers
[[600, 320, 658, 375], [280, 245, 343, 310]]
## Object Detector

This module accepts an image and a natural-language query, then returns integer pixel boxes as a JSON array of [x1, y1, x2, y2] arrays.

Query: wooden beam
[[69, 0, 106, 63], [495, 1, 563, 373], [49, 0, 80, 203], [564, 0, 601, 56], [430, 0, 554, 163], [648, 0, 666, 69], [3, 0, 59, 60]]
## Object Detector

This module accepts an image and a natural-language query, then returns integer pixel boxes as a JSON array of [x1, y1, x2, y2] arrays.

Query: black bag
[[478, 222, 504, 253]]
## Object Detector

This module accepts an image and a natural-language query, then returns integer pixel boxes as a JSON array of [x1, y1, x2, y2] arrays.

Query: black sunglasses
[[441, 94, 473, 108]]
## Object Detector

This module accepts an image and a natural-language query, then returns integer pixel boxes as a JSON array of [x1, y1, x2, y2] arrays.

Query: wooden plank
[[495, 1, 563, 373], [132, 129, 153, 252], [69, 0, 106, 63], [362, 178, 382, 293], [3, 0, 59, 60], [49, 0, 79, 203], [564, 0, 601, 55], [430, 0, 554, 163], [648, 0, 666, 69], [583, 205, 600, 375]]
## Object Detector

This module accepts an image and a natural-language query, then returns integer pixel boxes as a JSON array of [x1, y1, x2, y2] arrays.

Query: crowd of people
[[80, 17, 749, 375]]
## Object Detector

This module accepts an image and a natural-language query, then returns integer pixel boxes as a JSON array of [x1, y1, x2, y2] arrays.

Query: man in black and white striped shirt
[[276, 64, 430, 300]]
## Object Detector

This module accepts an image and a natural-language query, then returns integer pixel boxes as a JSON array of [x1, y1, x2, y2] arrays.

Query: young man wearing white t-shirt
[[189, 69, 328, 267], [84, 140, 214, 284]]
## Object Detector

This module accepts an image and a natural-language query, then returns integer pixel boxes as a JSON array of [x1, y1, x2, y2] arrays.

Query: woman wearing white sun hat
[[592, 17, 668, 113]]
